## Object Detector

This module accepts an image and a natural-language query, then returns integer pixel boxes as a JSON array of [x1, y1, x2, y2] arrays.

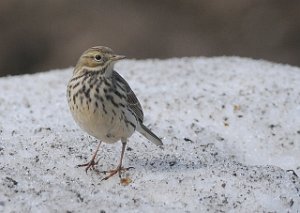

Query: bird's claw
[[101, 166, 134, 181], [77, 158, 99, 173]]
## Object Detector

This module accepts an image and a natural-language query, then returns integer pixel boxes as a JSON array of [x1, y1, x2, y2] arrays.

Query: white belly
[[69, 100, 136, 144]]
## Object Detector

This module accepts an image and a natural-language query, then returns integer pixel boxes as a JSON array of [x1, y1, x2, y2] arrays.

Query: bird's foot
[[77, 158, 99, 173], [101, 166, 134, 181]]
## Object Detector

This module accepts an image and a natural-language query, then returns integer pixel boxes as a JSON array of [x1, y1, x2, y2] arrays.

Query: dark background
[[1, 0, 300, 77]]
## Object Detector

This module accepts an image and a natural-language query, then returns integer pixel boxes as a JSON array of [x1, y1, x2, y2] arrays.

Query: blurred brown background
[[1, 0, 300, 76]]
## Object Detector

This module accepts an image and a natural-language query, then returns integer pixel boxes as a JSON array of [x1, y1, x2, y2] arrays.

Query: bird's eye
[[95, 55, 102, 61]]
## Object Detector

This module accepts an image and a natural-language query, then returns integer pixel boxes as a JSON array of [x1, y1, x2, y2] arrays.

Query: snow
[[0, 57, 299, 212]]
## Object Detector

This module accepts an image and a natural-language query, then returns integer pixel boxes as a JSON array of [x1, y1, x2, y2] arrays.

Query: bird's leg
[[77, 141, 102, 173], [101, 139, 134, 181]]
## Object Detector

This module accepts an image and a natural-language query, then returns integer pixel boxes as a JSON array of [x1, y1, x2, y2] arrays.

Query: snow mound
[[0, 57, 299, 212]]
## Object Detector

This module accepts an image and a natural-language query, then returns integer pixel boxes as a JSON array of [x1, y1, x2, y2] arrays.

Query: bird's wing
[[112, 71, 144, 122]]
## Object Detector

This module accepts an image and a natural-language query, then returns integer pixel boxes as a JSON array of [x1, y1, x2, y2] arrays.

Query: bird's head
[[74, 46, 125, 76]]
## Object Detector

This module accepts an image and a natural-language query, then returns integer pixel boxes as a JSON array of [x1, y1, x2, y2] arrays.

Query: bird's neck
[[104, 63, 114, 77], [73, 63, 115, 78]]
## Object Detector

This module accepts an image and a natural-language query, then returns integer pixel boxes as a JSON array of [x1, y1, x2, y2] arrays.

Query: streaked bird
[[67, 46, 163, 180]]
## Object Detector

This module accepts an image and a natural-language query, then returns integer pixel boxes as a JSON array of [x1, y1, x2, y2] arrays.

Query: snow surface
[[0, 57, 299, 212]]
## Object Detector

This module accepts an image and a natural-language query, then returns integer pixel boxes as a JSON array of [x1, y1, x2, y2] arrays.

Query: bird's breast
[[67, 75, 135, 143]]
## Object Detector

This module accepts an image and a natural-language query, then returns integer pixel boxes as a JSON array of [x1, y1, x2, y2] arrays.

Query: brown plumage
[[67, 46, 162, 181]]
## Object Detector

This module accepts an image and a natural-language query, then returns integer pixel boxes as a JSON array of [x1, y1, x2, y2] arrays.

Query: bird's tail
[[137, 123, 163, 146]]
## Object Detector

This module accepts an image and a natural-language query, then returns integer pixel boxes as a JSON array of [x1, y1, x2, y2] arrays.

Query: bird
[[67, 46, 163, 181]]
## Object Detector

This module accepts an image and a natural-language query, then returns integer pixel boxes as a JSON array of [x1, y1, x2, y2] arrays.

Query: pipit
[[67, 46, 163, 180]]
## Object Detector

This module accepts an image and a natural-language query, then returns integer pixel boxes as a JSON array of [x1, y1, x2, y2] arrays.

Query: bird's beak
[[111, 54, 126, 61]]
